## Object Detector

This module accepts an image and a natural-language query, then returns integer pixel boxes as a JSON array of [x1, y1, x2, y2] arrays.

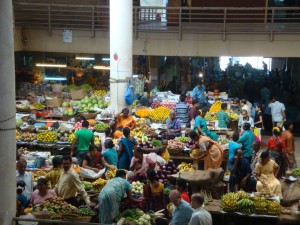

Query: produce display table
[[17, 141, 71, 155]]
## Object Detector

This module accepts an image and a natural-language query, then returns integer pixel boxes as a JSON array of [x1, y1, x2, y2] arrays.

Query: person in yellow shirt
[[45, 156, 62, 189], [161, 139, 170, 162], [54, 155, 90, 207]]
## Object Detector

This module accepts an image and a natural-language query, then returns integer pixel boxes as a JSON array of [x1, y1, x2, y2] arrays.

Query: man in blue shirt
[[169, 190, 194, 225], [228, 131, 241, 159], [237, 123, 255, 163], [191, 80, 206, 104], [175, 94, 189, 126], [228, 149, 256, 192]]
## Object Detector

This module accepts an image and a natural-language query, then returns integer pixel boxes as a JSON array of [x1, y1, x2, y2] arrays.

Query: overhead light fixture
[[132, 74, 138, 78], [93, 65, 110, 70], [36, 63, 67, 68], [102, 58, 110, 61], [199, 72, 203, 78], [76, 57, 95, 60], [44, 77, 67, 81]]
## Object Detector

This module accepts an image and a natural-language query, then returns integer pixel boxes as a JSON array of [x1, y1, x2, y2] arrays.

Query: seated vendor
[[113, 108, 137, 139], [161, 111, 181, 140], [127, 147, 156, 181], [102, 139, 118, 167], [255, 150, 282, 198], [30, 178, 56, 206], [155, 139, 170, 162], [228, 149, 256, 192], [82, 144, 115, 172]]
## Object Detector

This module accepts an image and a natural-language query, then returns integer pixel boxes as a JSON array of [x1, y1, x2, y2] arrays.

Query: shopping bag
[[80, 167, 106, 179], [124, 80, 136, 105]]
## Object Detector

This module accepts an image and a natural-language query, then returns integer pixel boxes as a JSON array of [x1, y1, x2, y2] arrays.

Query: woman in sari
[[194, 110, 218, 141], [118, 127, 137, 170], [267, 127, 287, 179], [255, 150, 282, 198], [189, 131, 224, 170], [143, 169, 164, 212], [98, 170, 141, 224], [114, 108, 136, 139]]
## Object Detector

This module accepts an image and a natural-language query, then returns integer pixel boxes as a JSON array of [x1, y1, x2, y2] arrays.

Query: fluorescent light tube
[[44, 77, 67, 81], [102, 58, 110, 61], [76, 57, 95, 60], [36, 63, 67, 68], [93, 66, 110, 70]]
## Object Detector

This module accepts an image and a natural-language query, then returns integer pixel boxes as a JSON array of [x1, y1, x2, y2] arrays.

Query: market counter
[[205, 200, 300, 225]]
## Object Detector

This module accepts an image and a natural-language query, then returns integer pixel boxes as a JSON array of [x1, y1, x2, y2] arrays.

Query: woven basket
[[16, 108, 32, 113], [168, 148, 183, 155], [32, 212, 55, 219], [82, 113, 97, 120]]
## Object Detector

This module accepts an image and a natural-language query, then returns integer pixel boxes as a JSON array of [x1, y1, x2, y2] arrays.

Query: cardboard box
[[70, 87, 87, 100], [46, 97, 62, 107]]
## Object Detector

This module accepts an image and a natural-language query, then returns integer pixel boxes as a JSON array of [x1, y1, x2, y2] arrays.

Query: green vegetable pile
[[116, 208, 151, 225], [94, 122, 110, 132], [175, 136, 190, 143], [66, 84, 92, 92], [81, 181, 93, 191], [292, 167, 300, 176], [151, 139, 162, 147], [77, 208, 97, 216]]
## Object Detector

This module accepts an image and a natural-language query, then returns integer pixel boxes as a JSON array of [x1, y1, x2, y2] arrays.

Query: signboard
[[63, 29, 72, 43]]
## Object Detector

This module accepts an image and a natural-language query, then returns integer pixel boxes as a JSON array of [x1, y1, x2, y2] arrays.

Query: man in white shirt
[[269, 97, 286, 128], [240, 99, 251, 116], [16, 159, 33, 201], [190, 193, 212, 225], [238, 109, 254, 131]]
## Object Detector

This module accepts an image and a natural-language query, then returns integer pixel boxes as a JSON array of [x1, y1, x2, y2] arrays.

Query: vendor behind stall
[[175, 94, 190, 127], [98, 169, 141, 224], [114, 108, 137, 139], [161, 111, 181, 140], [82, 144, 115, 172], [217, 103, 229, 128], [255, 150, 282, 198], [194, 110, 218, 141], [191, 80, 209, 111], [156, 139, 170, 162], [29, 178, 56, 206]]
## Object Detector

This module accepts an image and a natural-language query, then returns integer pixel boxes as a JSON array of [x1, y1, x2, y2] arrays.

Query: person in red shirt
[[176, 178, 190, 203], [267, 127, 287, 179]]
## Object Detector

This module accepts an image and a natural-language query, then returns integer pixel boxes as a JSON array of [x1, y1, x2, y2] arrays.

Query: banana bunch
[[106, 167, 117, 180], [235, 190, 249, 200], [267, 200, 281, 215], [131, 127, 145, 138], [237, 198, 255, 215], [93, 90, 107, 96], [32, 171, 47, 182], [95, 136, 100, 147], [207, 100, 230, 120], [177, 162, 195, 172], [92, 178, 108, 192], [220, 193, 238, 212], [254, 197, 268, 215], [190, 149, 203, 159], [68, 132, 75, 143]]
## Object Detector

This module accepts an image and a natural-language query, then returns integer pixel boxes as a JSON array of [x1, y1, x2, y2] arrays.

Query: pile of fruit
[[68, 132, 75, 143], [37, 131, 58, 143], [229, 112, 239, 120], [186, 139, 195, 149], [116, 208, 151, 225], [149, 106, 170, 122], [31, 103, 45, 110], [177, 162, 195, 172], [135, 107, 151, 118], [37, 126, 49, 131], [93, 89, 107, 97], [77, 96, 106, 112], [220, 190, 281, 216], [190, 149, 204, 159], [131, 181, 144, 195], [132, 126, 146, 138], [73, 121, 94, 131], [87, 119, 97, 126], [32, 171, 47, 182], [138, 135, 155, 149], [92, 178, 108, 192], [106, 167, 117, 179], [16, 130, 21, 140], [81, 181, 93, 191], [168, 139, 186, 153], [160, 101, 176, 111], [292, 167, 300, 176], [175, 136, 190, 143], [150, 139, 162, 147], [57, 126, 72, 142], [35, 197, 77, 213], [143, 126, 157, 137], [94, 122, 109, 132], [20, 132, 36, 142], [205, 100, 230, 121], [94, 136, 100, 146]]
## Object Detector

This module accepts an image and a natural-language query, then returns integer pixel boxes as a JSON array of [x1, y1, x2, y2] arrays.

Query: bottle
[[191, 119, 195, 130]]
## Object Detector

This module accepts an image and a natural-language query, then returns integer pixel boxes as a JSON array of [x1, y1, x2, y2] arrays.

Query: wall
[[14, 28, 300, 57]]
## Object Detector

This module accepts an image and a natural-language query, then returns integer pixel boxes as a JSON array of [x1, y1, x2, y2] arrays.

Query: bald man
[[169, 190, 194, 225]]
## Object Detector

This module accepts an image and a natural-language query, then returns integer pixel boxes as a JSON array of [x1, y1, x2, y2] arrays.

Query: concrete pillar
[[0, 0, 16, 224], [110, 0, 133, 113]]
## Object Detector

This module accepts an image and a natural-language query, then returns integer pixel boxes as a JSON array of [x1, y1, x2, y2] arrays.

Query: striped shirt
[[176, 102, 189, 126]]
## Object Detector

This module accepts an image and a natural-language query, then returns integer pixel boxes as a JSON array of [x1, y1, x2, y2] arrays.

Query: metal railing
[[13, 2, 300, 41]]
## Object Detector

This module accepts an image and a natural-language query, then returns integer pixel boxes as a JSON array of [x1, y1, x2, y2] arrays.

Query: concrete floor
[[261, 135, 300, 166]]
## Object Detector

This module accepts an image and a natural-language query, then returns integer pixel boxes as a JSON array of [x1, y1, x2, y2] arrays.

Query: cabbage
[[16, 118, 23, 127], [62, 102, 69, 107]]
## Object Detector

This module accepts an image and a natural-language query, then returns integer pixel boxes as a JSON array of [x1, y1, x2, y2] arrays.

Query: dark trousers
[[65, 197, 79, 207], [76, 150, 88, 166], [229, 174, 257, 192]]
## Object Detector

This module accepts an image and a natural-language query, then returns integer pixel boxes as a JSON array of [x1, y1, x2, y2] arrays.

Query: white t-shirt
[[238, 117, 254, 129], [269, 101, 285, 122], [241, 105, 251, 117]]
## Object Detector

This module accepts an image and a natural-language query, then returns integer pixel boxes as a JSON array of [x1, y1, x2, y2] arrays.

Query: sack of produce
[[80, 167, 106, 179]]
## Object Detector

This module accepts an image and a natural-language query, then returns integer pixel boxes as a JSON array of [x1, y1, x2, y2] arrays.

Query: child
[[16, 181, 27, 216], [161, 139, 170, 162], [176, 178, 190, 203], [143, 169, 165, 211]]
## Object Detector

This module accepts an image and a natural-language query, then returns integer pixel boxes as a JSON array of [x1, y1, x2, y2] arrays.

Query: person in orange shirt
[[113, 108, 137, 139], [281, 121, 297, 170]]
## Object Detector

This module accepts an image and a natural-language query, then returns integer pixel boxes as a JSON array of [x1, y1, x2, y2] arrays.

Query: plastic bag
[[79, 167, 106, 179], [124, 80, 136, 105]]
